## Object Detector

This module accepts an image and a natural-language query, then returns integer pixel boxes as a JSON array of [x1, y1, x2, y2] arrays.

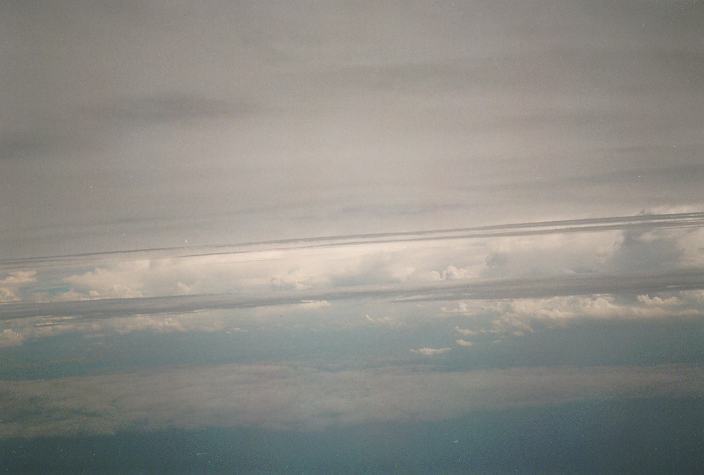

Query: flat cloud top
[[3, 362, 703, 438]]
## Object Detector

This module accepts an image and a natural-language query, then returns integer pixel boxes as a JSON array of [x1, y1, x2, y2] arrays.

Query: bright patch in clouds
[[411, 347, 452, 356]]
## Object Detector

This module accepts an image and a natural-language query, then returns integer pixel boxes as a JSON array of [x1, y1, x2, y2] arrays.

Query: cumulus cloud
[[488, 292, 703, 322], [482, 231, 618, 279], [441, 290, 704, 343], [0, 271, 36, 286], [0, 271, 36, 303], [427, 265, 477, 281], [4, 212, 701, 305], [15, 287, 698, 349]]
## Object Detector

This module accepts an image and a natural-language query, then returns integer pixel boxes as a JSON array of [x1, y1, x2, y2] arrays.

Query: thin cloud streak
[[3, 269, 704, 322], [1, 211, 702, 270]]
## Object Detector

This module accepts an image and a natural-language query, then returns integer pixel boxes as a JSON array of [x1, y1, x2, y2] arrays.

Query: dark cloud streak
[[3, 268, 703, 322], [1, 211, 702, 269], [85, 93, 263, 125]]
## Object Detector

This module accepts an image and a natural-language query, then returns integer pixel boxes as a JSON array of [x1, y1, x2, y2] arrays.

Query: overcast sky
[[2, 0, 703, 258]]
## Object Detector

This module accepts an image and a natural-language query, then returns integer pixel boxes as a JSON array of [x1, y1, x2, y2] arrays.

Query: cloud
[[3, 267, 704, 324], [0, 135, 58, 161], [0, 311, 245, 349], [2, 362, 703, 438], [0, 271, 36, 303], [440, 290, 704, 344], [86, 93, 261, 125], [2, 211, 701, 271], [0, 329, 24, 348], [364, 313, 398, 327], [609, 227, 685, 274], [454, 326, 478, 337], [5, 286, 699, 349], [411, 347, 452, 356], [455, 339, 473, 347], [3, 0, 704, 267], [430, 265, 475, 281], [1, 211, 703, 350], [474, 291, 704, 323], [0, 271, 37, 287], [298, 299, 331, 310], [1, 211, 701, 322]]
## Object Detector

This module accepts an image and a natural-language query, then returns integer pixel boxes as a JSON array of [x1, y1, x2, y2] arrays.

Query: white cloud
[[482, 232, 619, 279], [298, 299, 331, 310], [442, 302, 483, 316], [427, 265, 477, 281], [364, 313, 399, 327], [411, 347, 452, 356], [0, 287, 16, 302], [0, 271, 37, 286], [2, 212, 702, 348], [0, 270, 37, 303], [0, 311, 245, 347], [0, 329, 25, 348], [454, 326, 478, 336], [50, 242, 469, 303], [455, 339, 473, 347], [0, 212, 698, 318], [443, 290, 704, 342]]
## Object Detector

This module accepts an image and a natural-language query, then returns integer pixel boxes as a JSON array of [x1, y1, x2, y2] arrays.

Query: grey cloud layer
[[2, 1, 703, 258], [2, 362, 703, 438]]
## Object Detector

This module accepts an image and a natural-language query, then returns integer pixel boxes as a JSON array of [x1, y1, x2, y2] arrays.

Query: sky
[[1, 1, 704, 472]]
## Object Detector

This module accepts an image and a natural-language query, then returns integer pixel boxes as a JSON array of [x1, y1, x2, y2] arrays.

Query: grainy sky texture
[[2, 0, 703, 256], [1, 1, 704, 472]]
